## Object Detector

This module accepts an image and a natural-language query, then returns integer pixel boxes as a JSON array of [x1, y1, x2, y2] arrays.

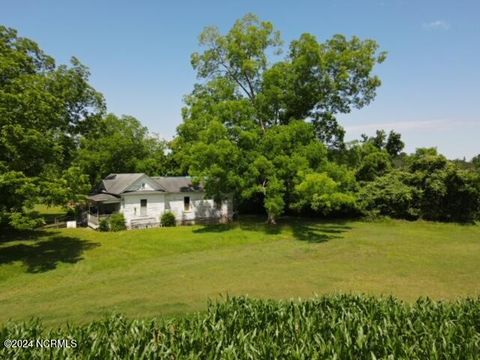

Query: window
[[140, 199, 147, 216], [184, 196, 190, 211], [140, 182, 146, 190], [214, 199, 222, 210]]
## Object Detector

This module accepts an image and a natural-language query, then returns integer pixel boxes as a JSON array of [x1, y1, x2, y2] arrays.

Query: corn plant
[[1, 294, 480, 359]]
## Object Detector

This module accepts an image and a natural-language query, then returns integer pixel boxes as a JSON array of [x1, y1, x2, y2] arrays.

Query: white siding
[[119, 191, 233, 228], [165, 193, 232, 223], [121, 193, 165, 228]]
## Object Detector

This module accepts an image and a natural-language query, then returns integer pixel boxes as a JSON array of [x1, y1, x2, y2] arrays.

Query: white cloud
[[423, 20, 450, 31]]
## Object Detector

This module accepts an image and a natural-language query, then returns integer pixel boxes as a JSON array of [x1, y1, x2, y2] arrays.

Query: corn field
[[1, 295, 480, 359]]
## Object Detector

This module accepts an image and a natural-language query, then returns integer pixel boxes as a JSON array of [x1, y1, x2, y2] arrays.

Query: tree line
[[1, 15, 479, 230]]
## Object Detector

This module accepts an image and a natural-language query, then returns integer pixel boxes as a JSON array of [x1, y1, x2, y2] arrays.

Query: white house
[[87, 173, 232, 229]]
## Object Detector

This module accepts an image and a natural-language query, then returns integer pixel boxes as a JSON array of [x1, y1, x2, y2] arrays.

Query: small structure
[[87, 173, 232, 229], [66, 221, 77, 229]]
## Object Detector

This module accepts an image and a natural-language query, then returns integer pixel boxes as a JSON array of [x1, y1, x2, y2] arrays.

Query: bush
[[358, 171, 420, 220], [161, 211, 176, 227], [2, 295, 480, 359], [109, 213, 126, 231], [357, 151, 480, 223], [98, 218, 109, 232]]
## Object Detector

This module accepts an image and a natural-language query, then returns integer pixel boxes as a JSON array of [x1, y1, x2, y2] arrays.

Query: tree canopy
[[0, 25, 105, 228], [175, 14, 387, 223], [74, 113, 172, 186]]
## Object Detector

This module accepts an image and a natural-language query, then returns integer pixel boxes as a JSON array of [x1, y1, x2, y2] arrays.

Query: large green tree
[[75, 114, 172, 186], [0, 25, 105, 228], [175, 14, 385, 222]]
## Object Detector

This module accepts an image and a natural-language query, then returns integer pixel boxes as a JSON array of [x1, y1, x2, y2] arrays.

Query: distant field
[[1, 216, 479, 325]]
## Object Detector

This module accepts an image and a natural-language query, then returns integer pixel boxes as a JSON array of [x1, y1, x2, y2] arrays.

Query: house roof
[[89, 174, 203, 203], [100, 173, 146, 194], [152, 177, 204, 193]]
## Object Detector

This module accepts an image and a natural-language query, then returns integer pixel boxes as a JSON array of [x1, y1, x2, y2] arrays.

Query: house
[[87, 173, 233, 229]]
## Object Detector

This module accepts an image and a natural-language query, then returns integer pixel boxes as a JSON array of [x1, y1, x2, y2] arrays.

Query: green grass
[[30, 204, 67, 225], [1, 217, 480, 325]]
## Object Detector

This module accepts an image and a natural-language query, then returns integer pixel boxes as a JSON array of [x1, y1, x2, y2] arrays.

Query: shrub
[[161, 211, 176, 227], [98, 218, 109, 232], [109, 213, 126, 231], [358, 170, 420, 220]]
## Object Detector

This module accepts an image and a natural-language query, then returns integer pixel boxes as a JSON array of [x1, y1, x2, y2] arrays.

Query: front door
[[140, 199, 147, 216]]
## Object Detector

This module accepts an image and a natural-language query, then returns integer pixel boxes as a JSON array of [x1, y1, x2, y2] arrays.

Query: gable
[[124, 175, 164, 192], [101, 173, 145, 194]]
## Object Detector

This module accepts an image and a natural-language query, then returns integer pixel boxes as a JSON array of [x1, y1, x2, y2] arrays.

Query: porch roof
[[87, 193, 120, 203]]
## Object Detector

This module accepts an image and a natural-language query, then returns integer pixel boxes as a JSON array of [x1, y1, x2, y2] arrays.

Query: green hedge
[[1, 295, 480, 359]]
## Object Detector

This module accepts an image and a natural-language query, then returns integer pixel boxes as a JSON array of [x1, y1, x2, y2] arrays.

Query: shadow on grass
[[193, 224, 234, 234], [290, 222, 352, 243], [0, 235, 100, 273], [193, 216, 352, 243], [0, 230, 56, 244]]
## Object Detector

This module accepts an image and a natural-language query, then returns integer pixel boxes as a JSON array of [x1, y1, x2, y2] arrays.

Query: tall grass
[[1, 295, 480, 359]]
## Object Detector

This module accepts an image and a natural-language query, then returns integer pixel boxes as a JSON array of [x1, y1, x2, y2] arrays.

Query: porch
[[87, 196, 121, 229]]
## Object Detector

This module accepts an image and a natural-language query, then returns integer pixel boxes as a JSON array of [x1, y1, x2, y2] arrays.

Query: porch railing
[[87, 213, 111, 227]]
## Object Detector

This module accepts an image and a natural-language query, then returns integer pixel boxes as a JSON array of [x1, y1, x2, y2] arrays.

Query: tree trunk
[[267, 213, 276, 225]]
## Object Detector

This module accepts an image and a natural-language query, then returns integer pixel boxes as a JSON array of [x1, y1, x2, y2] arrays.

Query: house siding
[[165, 193, 231, 223], [122, 193, 166, 228], [120, 192, 233, 228]]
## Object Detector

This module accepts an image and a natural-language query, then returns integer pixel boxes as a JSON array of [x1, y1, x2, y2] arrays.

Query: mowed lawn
[[1, 216, 480, 325]]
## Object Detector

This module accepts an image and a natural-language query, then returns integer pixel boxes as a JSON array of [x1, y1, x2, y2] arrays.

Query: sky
[[1, 0, 479, 159]]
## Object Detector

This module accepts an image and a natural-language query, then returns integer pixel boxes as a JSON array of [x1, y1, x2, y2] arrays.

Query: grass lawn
[[31, 204, 68, 226], [1, 217, 479, 326]]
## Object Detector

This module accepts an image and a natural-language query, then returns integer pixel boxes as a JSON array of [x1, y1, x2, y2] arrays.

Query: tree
[[175, 14, 385, 222], [260, 33, 386, 148], [74, 114, 172, 186], [245, 121, 328, 223], [191, 14, 385, 147], [182, 119, 329, 224], [408, 148, 480, 222], [359, 148, 480, 222], [360, 129, 404, 157], [385, 130, 405, 157], [0, 25, 105, 229], [0, 170, 42, 229], [355, 143, 392, 182], [371, 130, 387, 149], [293, 171, 358, 216], [358, 170, 420, 219], [39, 166, 91, 208]]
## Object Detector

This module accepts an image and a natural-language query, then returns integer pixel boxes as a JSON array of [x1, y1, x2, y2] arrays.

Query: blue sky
[[2, 0, 479, 159]]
